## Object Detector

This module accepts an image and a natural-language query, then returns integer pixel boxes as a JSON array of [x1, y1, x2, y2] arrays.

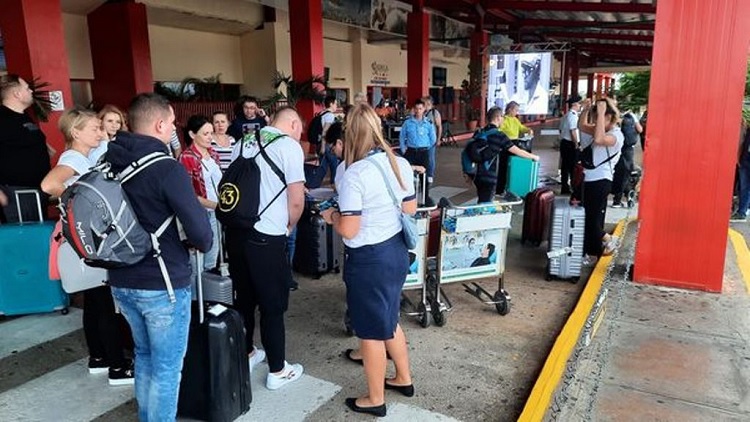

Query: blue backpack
[[462, 128, 500, 182]]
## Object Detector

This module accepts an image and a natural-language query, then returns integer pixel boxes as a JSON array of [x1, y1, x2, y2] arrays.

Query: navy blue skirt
[[344, 233, 408, 340]]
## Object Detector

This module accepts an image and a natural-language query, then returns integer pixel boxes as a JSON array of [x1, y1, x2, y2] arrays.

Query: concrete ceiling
[[60, 0, 264, 35]]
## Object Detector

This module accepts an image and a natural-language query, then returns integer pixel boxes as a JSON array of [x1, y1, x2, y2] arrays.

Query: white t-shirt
[[89, 140, 109, 164], [580, 127, 624, 182], [57, 149, 96, 186], [337, 152, 416, 248], [321, 111, 336, 129], [201, 156, 223, 207], [230, 127, 305, 235]]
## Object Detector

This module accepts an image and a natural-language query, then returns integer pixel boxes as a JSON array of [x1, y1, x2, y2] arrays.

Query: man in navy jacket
[[106, 93, 212, 422]]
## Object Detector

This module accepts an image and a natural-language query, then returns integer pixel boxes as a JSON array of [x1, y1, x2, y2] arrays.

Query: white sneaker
[[602, 235, 620, 256], [581, 255, 598, 267], [266, 361, 304, 390], [248, 347, 266, 372]]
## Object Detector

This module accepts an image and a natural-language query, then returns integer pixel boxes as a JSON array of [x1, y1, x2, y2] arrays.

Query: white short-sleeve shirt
[[229, 127, 305, 235], [321, 111, 336, 128], [559, 110, 579, 142], [57, 149, 96, 187], [201, 156, 223, 207], [581, 127, 624, 182], [337, 152, 416, 248]]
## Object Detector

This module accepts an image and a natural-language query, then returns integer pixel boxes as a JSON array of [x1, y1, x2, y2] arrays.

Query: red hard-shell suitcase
[[521, 188, 555, 247]]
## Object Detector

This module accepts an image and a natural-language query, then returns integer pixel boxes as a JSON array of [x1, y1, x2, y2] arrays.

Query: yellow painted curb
[[518, 219, 628, 422], [728, 229, 750, 295]]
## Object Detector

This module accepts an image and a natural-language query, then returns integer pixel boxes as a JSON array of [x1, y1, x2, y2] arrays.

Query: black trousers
[[226, 228, 290, 373], [611, 146, 635, 202], [83, 286, 128, 368], [495, 152, 510, 195], [474, 179, 496, 203], [559, 140, 578, 193], [404, 148, 431, 203], [583, 179, 612, 257]]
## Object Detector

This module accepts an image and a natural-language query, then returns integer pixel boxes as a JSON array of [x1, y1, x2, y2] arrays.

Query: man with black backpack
[[462, 107, 539, 203], [611, 110, 643, 207], [224, 106, 306, 390], [309, 95, 339, 179], [104, 93, 213, 421]]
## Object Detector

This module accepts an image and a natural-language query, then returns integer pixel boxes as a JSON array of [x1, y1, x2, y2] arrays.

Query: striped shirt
[[211, 135, 236, 171]]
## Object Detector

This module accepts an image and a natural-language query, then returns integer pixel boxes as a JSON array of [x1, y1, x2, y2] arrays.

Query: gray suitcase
[[546, 198, 585, 282]]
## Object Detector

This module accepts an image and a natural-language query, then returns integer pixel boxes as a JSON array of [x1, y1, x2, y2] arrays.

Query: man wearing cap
[[558, 95, 582, 194], [514, 55, 548, 114]]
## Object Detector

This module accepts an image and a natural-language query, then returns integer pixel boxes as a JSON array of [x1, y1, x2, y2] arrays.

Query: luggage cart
[[399, 203, 439, 327], [430, 195, 522, 318]]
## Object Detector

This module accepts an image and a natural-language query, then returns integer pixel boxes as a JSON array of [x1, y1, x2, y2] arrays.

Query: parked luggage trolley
[[431, 195, 522, 319], [399, 202, 439, 327]]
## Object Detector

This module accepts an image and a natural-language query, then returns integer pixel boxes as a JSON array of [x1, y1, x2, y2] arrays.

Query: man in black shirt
[[227, 95, 270, 142], [0, 74, 52, 223]]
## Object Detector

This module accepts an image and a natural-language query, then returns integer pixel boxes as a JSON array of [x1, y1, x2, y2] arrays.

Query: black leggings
[[559, 140, 578, 192], [583, 179, 612, 257], [226, 228, 291, 373], [611, 146, 635, 202], [83, 286, 128, 368]]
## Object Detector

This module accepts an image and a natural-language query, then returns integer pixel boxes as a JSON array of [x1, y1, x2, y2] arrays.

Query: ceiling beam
[[544, 31, 653, 43], [577, 43, 652, 54], [487, 1, 656, 14], [516, 19, 655, 31]]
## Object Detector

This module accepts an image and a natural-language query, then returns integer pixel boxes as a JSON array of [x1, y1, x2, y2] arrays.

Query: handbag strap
[[367, 156, 402, 212]]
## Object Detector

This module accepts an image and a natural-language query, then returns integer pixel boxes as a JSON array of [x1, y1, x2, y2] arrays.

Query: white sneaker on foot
[[266, 361, 304, 390], [249, 347, 266, 372], [602, 235, 620, 256]]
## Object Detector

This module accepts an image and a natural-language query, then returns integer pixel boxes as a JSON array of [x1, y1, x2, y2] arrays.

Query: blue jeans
[[320, 145, 340, 184], [428, 144, 437, 181], [739, 162, 750, 215], [112, 286, 191, 422], [287, 225, 297, 264]]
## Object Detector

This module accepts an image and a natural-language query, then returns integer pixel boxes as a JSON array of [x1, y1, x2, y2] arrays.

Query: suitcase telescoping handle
[[196, 251, 206, 324], [415, 170, 426, 205], [15, 189, 44, 223]]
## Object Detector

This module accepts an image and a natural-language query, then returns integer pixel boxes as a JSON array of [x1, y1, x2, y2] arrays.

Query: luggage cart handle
[[15, 189, 43, 223]]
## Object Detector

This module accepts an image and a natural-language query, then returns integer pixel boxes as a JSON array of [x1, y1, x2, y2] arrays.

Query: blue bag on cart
[[0, 190, 68, 316]]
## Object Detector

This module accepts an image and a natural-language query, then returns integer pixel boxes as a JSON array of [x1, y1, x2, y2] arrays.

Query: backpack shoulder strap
[[253, 132, 289, 218], [120, 152, 173, 183]]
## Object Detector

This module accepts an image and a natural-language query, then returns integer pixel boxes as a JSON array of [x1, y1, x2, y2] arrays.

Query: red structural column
[[586, 73, 595, 98], [560, 54, 569, 113], [289, 0, 324, 124], [88, 1, 153, 110], [407, 2, 429, 107], [470, 29, 488, 126], [0, 0, 72, 162], [570, 51, 580, 100], [595, 74, 604, 97], [634, 0, 750, 292]]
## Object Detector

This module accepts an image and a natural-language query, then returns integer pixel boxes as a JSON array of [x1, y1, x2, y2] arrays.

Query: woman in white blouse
[[41, 108, 133, 385], [322, 104, 417, 417]]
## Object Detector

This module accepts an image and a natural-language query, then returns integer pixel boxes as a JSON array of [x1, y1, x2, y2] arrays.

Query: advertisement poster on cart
[[404, 217, 428, 288], [440, 229, 503, 281]]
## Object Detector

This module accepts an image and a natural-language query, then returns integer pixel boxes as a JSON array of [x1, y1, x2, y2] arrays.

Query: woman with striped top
[[211, 110, 236, 171]]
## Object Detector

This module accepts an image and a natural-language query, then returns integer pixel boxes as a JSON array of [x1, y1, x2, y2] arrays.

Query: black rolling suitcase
[[293, 188, 342, 278], [178, 253, 251, 422]]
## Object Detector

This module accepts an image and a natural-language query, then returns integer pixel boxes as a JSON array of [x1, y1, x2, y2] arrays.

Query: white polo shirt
[[337, 151, 415, 248], [559, 110, 579, 142], [230, 127, 305, 235]]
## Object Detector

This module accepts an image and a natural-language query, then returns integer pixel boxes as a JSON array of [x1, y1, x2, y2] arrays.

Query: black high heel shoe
[[345, 397, 386, 417], [384, 380, 415, 397]]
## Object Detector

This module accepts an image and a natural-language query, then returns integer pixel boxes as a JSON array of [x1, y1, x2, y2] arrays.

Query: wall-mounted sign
[[370, 61, 390, 85], [48, 91, 65, 111]]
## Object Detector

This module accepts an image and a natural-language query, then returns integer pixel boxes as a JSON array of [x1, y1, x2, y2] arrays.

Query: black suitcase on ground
[[178, 254, 251, 422], [293, 190, 342, 278]]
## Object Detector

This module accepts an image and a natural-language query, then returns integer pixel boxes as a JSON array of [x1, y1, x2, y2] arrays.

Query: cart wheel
[[61, 307, 69, 315], [431, 299, 446, 327], [417, 302, 432, 328], [544, 264, 553, 281], [627, 199, 635, 208], [493, 291, 510, 315]]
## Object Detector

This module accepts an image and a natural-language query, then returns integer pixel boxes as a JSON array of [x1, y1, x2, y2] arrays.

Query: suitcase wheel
[[61, 307, 69, 315], [532, 240, 542, 247]]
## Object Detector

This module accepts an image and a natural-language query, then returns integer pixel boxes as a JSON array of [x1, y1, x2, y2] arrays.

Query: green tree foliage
[[614, 71, 650, 111]]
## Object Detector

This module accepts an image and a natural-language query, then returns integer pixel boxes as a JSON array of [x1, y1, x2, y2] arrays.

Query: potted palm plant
[[270, 71, 328, 108], [460, 60, 485, 131]]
